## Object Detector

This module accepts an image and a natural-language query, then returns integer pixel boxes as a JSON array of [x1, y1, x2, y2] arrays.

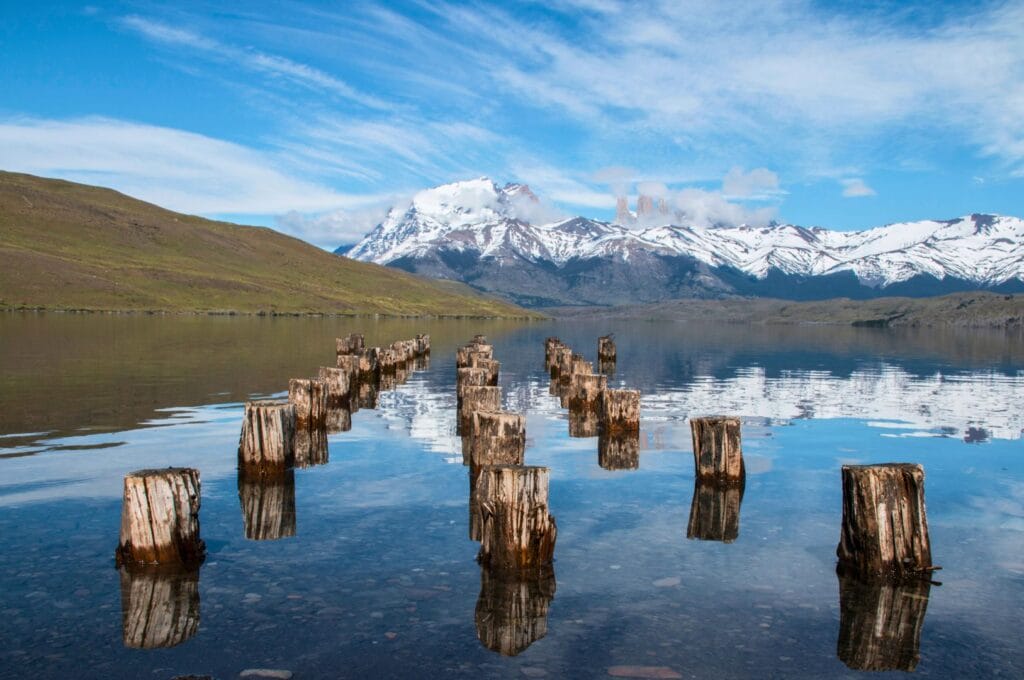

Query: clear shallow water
[[1, 315, 1022, 679]]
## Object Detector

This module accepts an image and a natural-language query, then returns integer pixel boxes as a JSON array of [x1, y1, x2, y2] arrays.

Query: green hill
[[0, 171, 537, 317]]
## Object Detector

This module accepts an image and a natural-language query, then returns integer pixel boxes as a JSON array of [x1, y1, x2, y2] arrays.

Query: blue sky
[[2, 0, 1023, 247]]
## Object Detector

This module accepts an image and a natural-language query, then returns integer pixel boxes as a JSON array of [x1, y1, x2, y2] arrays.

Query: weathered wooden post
[[837, 464, 935, 580], [550, 346, 573, 380], [600, 388, 641, 433], [598, 431, 640, 470], [472, 334, 488, 344], [597, 334, 616, 362], [470, 356, 500, 386], [377, 348, 399, 374], [238, 470, 296, 541], [568, 409, 600, 438], [687, 481, 743, 542], [318, 366, 351, 409], [477, 465, 557, 575], [238, 400, 295, 475], [458, 343, 494, 368], [335, 354, 360, 412], [335, 333, 364, 356], [837, 574, 931, 671], [289, 378, 329, 467], [690, 416, 744, 484], [415, 333, 431, 355], [355, 347, 380, 381], [556, 356, 592, 398], [458, 385, 502, 437], [119, 564, 200, 649], [467, 411, 526, 540], [115, 468, 206, 567], [475, 567, 556, 656], [544, 337, 563, 370], [565, 373, 606, 411]]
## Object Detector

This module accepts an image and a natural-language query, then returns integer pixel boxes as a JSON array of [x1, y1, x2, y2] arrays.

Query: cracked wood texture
[[116, 468, 206, 566], [458, 385, 501, 438], [457, 344, 494, 369], [837, 463, 933, 580], [544, 337, 563, 371], [598, 335, 616, 361], [120, 564, 200, 649], [477, 465, 557, 575], [549, 346, 573, 379], [566, 373, 606, 411], [238, 470, 296, 541], [238, 400, 295, 475], [317, 366, 351, 410], [690, 416, 744, 484], [475, 567, 556, 656], [469, 356, 500, 386], [335, 333, 364, 356], [466, 411, 526, 472], [837, 573, 931, 671], [600, 389, 641, 434]]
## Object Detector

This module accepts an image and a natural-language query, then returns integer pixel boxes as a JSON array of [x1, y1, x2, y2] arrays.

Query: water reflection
[[238, 470, 297, 541], [326, 404, 352, 434], [837, 574, 931, 672], [294, 428, 328, 468], [598, 431, 640, 470], [119, 564, 201, 649], [687, 481, 743, 543], [475, 567, 556, 656]]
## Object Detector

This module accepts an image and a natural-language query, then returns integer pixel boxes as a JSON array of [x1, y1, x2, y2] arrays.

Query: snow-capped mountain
[[344, 178, 1024, 306]]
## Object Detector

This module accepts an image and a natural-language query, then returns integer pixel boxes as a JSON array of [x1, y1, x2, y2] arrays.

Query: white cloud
[[722, 167, 780, 199], [277, 203, 397, 248], [841, 178, 876, 198], [671, 188, 776, 228], [0, 117, 367, 215]]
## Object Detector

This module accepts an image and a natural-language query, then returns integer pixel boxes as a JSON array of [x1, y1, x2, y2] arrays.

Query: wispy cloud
[[841, 178, 876, 198]]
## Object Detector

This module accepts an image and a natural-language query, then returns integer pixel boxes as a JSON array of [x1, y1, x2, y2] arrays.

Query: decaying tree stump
[[598, 335, 616, 362], [687, 481, 744, 542], [119, 564, 200, 649], [458, 385, 502, 436], [837, 573, 931, 671], [465, 411, 526, 471], [238, 400, 295, 476], [116, 468, 206, 567], [470, 356, 501, 386], [598, 431, 640, 470], [600, 389, 641, 433], [477, 465, 557, 575], [568, 408, 600, 438], [565, 373, 606, 411], [288, 378, 328, 431], [690, 416, 744, 484], [238, 470, 296, 541], [475, 566, 556, 656], [837, 464, 934, 580], [318, 366, 351, 410], [336, 333, 364, 356]]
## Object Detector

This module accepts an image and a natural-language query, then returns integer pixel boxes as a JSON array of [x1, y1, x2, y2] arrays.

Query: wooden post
[[238, 470, 296, 541], [544, 337, 563, 370], [336, 333, 364, 356], [600, 389, 641, 433], [687, 481, 744, 542], [115, 468, 206, 567], [477, 465, 557, 575], [598, 432, 640, 470], [568, 408, 600, 438], [472, 334, 488, 345], [837, 464, 934, 580], [318, 366, 351, 410], [565, 373, 606, 411], [557, 355, 593, 397], [550, 346, 573, 379], [458, 385, 502, 437], [458, 344, 494, 368], [466, 411, 526, 472], [335, 354, 360, 412], [598, 334, 616, 362], [837, 573, 931, 671], [238, 400, 295, 476], [355, 347, 380, 380], [288, 378, 328, 431], [475, 567, 556, 656], [119, 564, 200, 649], [690, 416, 744, 484], [470, 356, 500, 386], [416, 333, 431, 355]]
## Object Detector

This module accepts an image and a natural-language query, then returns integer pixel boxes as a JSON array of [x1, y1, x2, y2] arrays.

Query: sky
[[2, 0, 1023, 248]]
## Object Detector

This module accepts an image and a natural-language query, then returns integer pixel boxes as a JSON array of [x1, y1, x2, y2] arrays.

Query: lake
[[1, 314, 1022, 679]]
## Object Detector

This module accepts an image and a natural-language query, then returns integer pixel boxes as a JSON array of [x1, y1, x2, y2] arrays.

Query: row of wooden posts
[[111, 332, 430, 648]]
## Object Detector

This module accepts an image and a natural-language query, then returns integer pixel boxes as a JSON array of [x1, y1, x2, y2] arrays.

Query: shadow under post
[[238, 469, 297, 541], [475, 566, 556, 657], [119, 563, 201, 649], [837, 572, 932, 672], [598, 431, 640, 470], [687, 480, 744, 543]]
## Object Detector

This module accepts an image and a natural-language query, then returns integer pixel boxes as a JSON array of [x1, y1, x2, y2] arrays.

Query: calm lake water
[[1, 314, 1022, 679]]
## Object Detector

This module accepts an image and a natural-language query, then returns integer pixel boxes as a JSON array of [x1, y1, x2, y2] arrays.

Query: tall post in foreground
[[238, 400, 295, 476], [837, 464, 934, 580], [458, 385, 502, 437], [477, 465, 557, 575], [116, 468, 206, 566], [600, 389, 641, 433], [690, 416, 744, 484]]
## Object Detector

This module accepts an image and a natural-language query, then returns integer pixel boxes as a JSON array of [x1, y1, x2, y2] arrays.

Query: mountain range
[[343, 178, 1024, 307]]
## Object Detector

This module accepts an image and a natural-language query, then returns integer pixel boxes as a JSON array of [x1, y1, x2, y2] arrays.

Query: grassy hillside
[[551, 291, 1024, 328], [0, 172, 537, 317]]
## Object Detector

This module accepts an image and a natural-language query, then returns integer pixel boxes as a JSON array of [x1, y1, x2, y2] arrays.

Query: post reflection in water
[[119, 564, 201, 649], [568, 407, 600, 438], [597, 431, 640, 470], [475, 567, 556, 656], [293, 428, 328, 468], [238, 470, 297, 541], [354, 380, 380, 410], [837, 573, 931, 672], [687, 481, 744, 542], [326, 404, 352, 434]]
